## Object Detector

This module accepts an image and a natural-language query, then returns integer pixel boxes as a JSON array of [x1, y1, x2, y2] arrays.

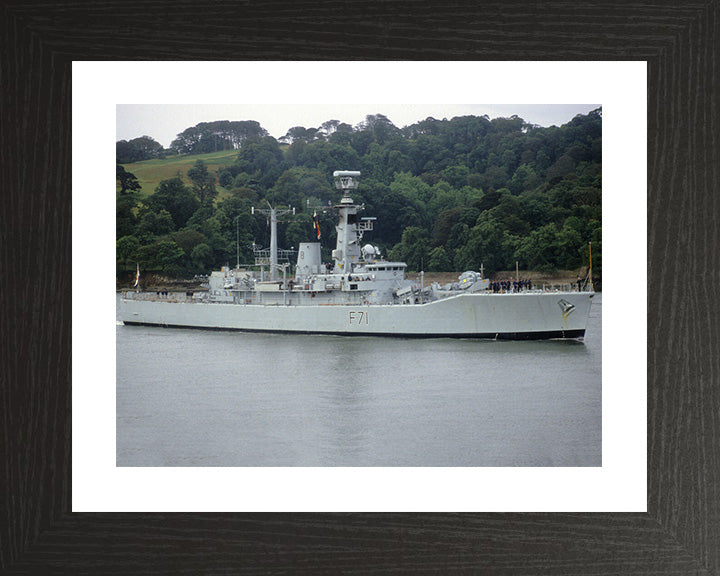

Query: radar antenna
[[333, 170, 361, 204]]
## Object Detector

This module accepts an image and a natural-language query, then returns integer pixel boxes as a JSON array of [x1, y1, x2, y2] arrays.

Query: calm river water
[[116, 293, 601, 466]]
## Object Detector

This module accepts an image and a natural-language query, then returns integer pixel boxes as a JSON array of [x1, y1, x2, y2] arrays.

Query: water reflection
[[117, 295, 601, 466]]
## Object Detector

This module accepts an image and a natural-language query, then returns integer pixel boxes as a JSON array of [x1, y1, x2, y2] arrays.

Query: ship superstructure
[[121, 170, 594, 339]]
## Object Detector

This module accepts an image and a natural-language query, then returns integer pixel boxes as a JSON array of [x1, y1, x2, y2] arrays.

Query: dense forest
[[116, 109, 601, 281]]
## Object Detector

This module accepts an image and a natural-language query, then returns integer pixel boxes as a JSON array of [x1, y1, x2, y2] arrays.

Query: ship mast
[[252, 201, 294, 280], [332, 171, 365, 273]]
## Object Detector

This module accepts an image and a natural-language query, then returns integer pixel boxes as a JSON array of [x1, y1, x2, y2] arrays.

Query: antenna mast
[[252, 202, 294, 280]]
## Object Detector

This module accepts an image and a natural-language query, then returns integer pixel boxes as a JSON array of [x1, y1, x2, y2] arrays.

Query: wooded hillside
[[117, 109, 602, 280]]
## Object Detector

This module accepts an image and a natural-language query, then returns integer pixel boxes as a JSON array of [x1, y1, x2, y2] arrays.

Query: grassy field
[[118, 149, 240, 198]]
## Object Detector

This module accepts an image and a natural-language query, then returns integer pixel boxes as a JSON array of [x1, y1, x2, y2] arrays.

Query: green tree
[[520, 192, 552, 229], [388, 226, 429, 272], [327, 122, 354, 146], [116, 165, 141, 194], [546, 154, 577, 182], [270, 167, 333, 209], [116, 136, 164, 163], [431, 208, 461, 247], [479, 165, 509, 191], [185, 204, 217, 236], [514, 223, 559, 272], [116, 140, 140, 164], [427, 246, 452, 272], [439, 165, 470, 188], [388, 172, 432, 225], [218, 169, 234, 188], [136, 209, 175, 240], [555, 224, 583, 269], [283, 218, 314, 249], [116, 193, 140, 239], [170, 121, 266, 155], [155, 239, 186, 276], [509, 163, 541, 194], [136, 238, 185, 275], [128, 135, 164, 159], [454, 219, 508, 274], [116, 235, 140, 267], [360, 114, 400, 145], [233, 137, 286, 191], [172, 228, 207, 260], [290, 140, 361, 178], [488, 191, 529, 235], [148, 177, 200, 229], [190, 243, 213, 272], [187, 160, 217, 205], [281, 126, 319, 144]]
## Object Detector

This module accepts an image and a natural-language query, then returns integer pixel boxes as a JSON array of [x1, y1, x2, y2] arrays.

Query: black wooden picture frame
[[2, 1, 718, 574]]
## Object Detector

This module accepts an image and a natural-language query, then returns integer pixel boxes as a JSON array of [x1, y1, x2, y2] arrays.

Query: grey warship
[[121, 170, 594, 339]]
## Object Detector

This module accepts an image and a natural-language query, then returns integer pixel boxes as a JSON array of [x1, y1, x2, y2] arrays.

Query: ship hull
[[120, 291, 594, 340]]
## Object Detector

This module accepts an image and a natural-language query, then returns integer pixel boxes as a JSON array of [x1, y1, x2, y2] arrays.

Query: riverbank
[[117, 272, 209, 292]]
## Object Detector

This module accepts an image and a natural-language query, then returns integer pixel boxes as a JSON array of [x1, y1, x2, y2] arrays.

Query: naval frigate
[[120, 170, 594, 339]]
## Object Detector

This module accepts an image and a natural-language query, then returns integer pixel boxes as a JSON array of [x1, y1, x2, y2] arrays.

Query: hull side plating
[[120, 292, 593, 339]]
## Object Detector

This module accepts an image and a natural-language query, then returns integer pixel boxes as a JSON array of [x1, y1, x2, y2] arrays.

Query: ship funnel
[[295, 242, 322, 280]]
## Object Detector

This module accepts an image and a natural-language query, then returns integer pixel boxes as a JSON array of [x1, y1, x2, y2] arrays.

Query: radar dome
[[362, 244, 376, 259]]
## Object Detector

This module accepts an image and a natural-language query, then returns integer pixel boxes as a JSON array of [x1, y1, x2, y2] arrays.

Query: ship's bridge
[[356, 261, 407, 278]]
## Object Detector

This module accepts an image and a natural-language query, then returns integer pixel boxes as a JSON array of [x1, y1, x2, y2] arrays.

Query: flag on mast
[[313, 210, 321, 239], [134, 263, 140, 287]]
